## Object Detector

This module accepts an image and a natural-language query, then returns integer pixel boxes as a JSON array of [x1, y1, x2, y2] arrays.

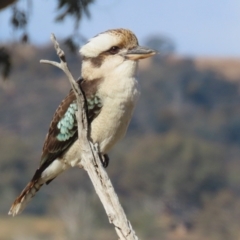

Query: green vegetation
[[1, 44, 240, 239]]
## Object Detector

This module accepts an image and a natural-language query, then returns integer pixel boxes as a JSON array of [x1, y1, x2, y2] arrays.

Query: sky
[[1, 0, 240, 57]]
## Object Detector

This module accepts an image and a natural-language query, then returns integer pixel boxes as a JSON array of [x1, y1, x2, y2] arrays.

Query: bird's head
[[80, 28, 156, 80]]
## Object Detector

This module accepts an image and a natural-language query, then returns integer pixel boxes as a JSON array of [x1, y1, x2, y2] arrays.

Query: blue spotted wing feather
[[40, 90, 78, 169]]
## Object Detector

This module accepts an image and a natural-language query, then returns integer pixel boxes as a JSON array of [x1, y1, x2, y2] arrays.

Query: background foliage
[[0, 43, 240, 239]]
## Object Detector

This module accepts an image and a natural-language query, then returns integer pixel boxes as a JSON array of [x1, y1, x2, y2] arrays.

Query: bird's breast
[[91, 77, 140, 153]]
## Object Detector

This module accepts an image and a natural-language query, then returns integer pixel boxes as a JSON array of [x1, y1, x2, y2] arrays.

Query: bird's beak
[[125, 46, 157, 60]]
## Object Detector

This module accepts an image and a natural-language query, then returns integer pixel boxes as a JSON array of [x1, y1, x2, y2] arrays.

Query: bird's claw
[[99, 154, 109, 168]]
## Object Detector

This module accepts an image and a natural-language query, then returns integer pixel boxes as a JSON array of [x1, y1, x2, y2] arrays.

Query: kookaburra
[[9, 28, 156, 216]]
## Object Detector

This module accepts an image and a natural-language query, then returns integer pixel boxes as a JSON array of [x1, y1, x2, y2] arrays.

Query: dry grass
[[0, 216, 65, 240]]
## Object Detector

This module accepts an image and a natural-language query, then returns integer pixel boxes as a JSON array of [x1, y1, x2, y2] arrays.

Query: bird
[[8, 28, 156, 216]]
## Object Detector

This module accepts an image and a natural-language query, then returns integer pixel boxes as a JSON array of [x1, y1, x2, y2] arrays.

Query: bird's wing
[[37, 78, 103, 175]]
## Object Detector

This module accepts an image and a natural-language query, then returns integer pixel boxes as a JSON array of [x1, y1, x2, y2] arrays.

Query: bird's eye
[[108, 46, 120, 54]]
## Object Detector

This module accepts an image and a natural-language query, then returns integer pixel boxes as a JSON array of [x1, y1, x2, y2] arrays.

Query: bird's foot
[[92, 142, 109, 168], [99, 154, 109, 168]]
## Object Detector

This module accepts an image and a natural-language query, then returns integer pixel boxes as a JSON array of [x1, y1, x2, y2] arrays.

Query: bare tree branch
[[40, 33, 139, 240], [0, 0, 17, 10]]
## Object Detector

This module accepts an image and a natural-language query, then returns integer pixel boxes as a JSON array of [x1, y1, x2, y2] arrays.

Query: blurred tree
[[0, 0, 94, 79], [222, 115, 240, 144], [110, 132, 227, 209], [145, 35, 175, 56], [0, 47, 11, 79]]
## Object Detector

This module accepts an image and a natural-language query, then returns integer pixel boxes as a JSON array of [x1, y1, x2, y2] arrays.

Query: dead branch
[[40, 34, 139, 240]]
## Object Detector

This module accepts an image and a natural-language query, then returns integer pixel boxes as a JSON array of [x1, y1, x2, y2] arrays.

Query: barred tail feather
[[8, 180, 43, 216]]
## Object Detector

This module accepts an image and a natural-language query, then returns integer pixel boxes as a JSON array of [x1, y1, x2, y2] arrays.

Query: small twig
[[40, 34, 139, 240]]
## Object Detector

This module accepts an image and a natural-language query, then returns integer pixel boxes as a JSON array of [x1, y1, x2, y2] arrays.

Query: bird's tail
[[8, 180, 43, 216]]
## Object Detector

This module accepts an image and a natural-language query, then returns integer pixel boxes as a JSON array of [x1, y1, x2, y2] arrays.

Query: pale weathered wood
[[40, 34, 139, 240]]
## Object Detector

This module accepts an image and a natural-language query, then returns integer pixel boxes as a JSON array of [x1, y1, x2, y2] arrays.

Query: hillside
[[143, 54, 240, 81], [195, 57, 240, 82], [1, 43, 240, 239]]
